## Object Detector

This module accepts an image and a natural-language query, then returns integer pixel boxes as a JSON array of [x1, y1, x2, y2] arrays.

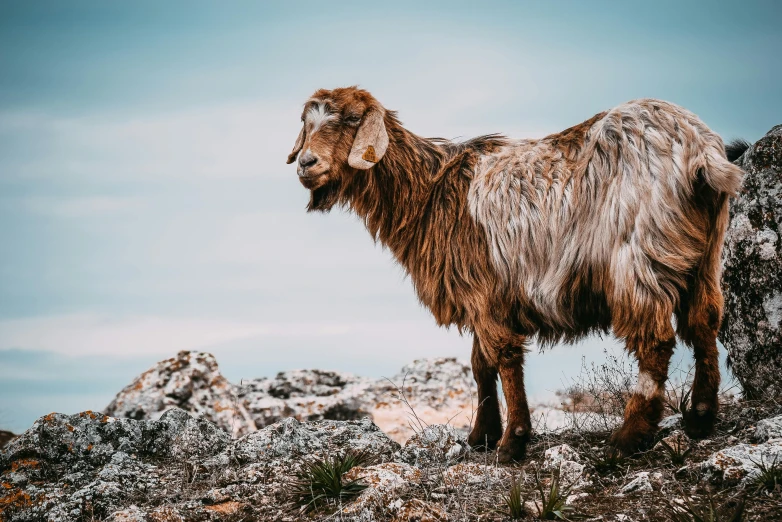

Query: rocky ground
[[3, 350, 782, 521]]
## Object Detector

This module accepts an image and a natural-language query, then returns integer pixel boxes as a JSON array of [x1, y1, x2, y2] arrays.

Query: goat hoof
[[496, 430, 529, 464], [608, 429, 655, 457], [682, 400, 717, 439]]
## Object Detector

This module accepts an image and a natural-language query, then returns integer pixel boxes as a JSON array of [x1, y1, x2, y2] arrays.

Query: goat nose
[[299, 151, 318, 169]]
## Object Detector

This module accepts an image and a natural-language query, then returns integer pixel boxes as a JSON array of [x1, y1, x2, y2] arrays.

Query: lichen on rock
[[721, 125, 782, 398]]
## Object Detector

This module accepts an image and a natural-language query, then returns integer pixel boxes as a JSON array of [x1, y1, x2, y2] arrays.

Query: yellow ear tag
[[362, 146, 377, 163]]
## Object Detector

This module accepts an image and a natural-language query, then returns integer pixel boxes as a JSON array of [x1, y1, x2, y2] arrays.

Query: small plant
[[659, 439, 693, 466], [666, 492, 744, 522], [503, 477, 526, 519], [288, 450, 373, 512], [749, 455, 782, 493], [532, 467, 583, 521], [582, 446, 626, 475], [666, 386, 692, 416]]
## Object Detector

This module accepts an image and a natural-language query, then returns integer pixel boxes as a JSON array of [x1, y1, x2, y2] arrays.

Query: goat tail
[[695, 137, 745, 198]]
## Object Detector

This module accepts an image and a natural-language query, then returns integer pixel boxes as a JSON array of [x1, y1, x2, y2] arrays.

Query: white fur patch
[[635, 371, 660, 399], [305, 102, 336, 135], [466, 98, 744, 331]]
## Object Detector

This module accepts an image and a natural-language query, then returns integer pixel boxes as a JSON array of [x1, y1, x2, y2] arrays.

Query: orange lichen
[[10, 459, 39, 472], [203, 501, 243, 515], [0, 489, 33, 514], [66, 424, 75, 432]]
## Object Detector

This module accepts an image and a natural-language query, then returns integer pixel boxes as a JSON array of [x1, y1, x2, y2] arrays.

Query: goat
[[286, 87, 743, 462]]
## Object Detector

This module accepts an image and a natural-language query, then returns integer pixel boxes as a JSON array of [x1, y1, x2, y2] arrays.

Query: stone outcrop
[[721, 125, 782, 398], [0, 409, 398, 521], [104, 351, 253, 437], [104, 351, 474, 444]]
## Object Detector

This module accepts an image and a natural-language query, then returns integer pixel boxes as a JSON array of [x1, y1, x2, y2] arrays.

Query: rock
[[543, 443, 582, 467], [659, 413, 682, 431], [754, 414, 782, 442], [617, 471, 662, 496], [542, 444, 587, 489], [440, 462, 509, 487], [104, 351, 255, 437], [396, 424, 469, 467], [700, 438, 782, 485], [721, 125, 782, 398], [105, 352, 471, 444], [369, 358, 475, 443], [238, 369, 375, 428], [0, 408, 397, 521], [342, 462, 421, 517], [654, 430, 690, 452], [231, 416, 398, 469], [392, 499, 447, 521]]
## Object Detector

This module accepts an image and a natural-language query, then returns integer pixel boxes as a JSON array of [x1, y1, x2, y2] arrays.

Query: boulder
[[103, 351, 254, 437], [721, 125, 782, 398], [105, 351, 375, 438]]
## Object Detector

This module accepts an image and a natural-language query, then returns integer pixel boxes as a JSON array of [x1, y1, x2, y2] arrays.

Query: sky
[[1, 1, 780, 432]]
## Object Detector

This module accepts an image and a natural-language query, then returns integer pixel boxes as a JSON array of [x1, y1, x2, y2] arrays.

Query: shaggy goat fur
[[287, 87, 744, 461]]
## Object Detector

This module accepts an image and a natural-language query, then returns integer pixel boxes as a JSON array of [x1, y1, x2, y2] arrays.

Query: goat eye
[[345, 116, 361, 126]]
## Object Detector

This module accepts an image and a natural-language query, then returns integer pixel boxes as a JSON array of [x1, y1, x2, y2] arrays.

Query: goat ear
[[348, 109, 389, 170], [287, 126, 306, 164]]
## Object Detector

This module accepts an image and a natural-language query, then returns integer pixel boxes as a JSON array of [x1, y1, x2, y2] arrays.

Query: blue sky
[[1, 1, 780, 432]]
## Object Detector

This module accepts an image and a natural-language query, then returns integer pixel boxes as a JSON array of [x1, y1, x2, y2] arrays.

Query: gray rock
[[616, 471, 662, 496], [104, 351, 255, 437], [755, 414, 782, 442], [342, 462, 422, 518], [542, 444, 588, 490], [0, 408, 397, 521], [105, 351, 376, 438], [659, 413, 682, 431], [700, 438, 782, 485], [396, 424, 469, 467], [239, 368, 374, 428], [721, 125, 782, 398]]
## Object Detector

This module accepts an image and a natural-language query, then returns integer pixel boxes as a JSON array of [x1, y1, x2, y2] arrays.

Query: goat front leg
[[467, 335, 503, 450], [609, 334, 675, 455], [497, 342, 532, 463]]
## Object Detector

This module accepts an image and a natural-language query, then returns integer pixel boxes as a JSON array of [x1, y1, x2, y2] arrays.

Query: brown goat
[[286, 87, 743, 461]]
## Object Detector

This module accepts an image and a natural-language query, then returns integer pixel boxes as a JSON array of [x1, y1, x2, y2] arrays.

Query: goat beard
[[307, 180, 339, 212]]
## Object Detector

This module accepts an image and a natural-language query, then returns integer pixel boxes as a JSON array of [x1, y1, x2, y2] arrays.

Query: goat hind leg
[[609, 334, 675, 455], [467, 335, 503, 450], [680, 286, 722, 438]]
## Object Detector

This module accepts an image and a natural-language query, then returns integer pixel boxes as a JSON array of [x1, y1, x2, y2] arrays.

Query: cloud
[[20, 195, 143, 218]]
